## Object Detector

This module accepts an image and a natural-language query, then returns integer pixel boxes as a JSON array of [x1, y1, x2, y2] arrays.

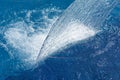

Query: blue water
[[0, 0, 120, 80]]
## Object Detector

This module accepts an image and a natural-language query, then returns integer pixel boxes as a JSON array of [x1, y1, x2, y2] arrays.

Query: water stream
[[37, 0, 119, 63]]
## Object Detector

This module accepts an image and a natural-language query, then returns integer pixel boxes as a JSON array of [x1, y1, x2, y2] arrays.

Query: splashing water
[[3, 8, 61, 64], [37, 21, 97, 61], [37, 0, 119, 63], [0, 0, 120, 79], [0, 7, 62, 78]]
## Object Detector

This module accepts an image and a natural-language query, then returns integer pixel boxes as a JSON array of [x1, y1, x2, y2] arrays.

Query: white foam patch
[[3, 7, 61, 65], [38, 21, 98, 61], [4, 26, 47, 62]]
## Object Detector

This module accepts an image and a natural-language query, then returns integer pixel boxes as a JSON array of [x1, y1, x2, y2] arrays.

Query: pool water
[[0, 0, 120, 80]]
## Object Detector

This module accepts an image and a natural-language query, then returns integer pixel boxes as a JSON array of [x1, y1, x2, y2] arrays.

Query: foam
[[3, 7, 61, 67], [4, 25, 47, 62]]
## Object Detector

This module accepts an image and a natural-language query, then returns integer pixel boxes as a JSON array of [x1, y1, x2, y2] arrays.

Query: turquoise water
[[0, 0, 120, 80]]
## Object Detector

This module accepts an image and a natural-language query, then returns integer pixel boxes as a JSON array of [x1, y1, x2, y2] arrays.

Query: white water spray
[[37, 21, 97, 61], [37, 0, 119, 63]]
